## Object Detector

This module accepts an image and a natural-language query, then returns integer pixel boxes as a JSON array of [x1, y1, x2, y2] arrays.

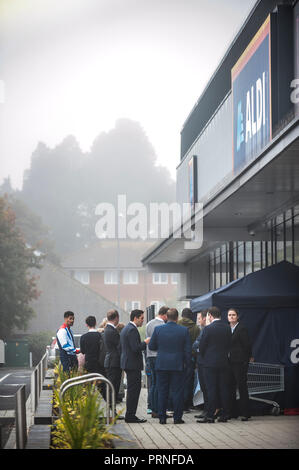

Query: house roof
[[61, 239, 156, 270]]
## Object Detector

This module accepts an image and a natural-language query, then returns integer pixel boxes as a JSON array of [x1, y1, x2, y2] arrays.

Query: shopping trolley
[[245, 362, 285, 415]]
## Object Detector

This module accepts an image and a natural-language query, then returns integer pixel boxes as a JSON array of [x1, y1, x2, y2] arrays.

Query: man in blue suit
[[196, 306, 232, 423], [148, 308, 192, 425]]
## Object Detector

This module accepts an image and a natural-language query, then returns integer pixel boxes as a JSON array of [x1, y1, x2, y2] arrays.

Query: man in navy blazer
[[196, 306, 232, 423], [148, 308, 192, 424]]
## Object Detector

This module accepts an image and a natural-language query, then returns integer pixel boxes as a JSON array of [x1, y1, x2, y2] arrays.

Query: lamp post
[[117, 213, 125, 308]]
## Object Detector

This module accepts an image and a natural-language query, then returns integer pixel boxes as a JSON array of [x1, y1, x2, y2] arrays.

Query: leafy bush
[[51, 364, 120, 449]]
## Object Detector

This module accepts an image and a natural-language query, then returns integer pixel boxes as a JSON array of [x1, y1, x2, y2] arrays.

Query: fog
[[0, 0, 257, 189]]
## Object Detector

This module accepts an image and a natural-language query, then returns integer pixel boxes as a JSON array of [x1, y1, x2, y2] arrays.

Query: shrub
[[51, 364, 120, 449]]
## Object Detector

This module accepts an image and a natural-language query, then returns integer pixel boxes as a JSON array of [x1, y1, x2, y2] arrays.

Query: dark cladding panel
[[271, 5, 295, 136], [180, 0, 284, 161]]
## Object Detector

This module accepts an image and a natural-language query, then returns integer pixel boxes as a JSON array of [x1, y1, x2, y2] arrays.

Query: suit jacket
[[120, 322, 146, 371], [229, 322, 252, 363], [103, 323, 121, 369], [199, 320, 231, 368], [148, 321, 192, 371]]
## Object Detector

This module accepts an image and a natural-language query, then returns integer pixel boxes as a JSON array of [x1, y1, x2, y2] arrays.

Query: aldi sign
[[232, 16, 272, 173]]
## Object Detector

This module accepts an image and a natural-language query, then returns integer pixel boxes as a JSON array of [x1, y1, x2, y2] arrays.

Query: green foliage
[[25, 330, 54, 366], [20, 120, 176, 255], [0, 196, 42, 339], [51, 364, 120, 449]]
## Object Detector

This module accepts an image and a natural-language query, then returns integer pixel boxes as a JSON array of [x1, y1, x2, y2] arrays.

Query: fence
[[1, 351, 48, 449]]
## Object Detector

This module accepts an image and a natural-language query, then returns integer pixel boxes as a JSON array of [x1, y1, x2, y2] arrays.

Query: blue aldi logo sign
[[232, 16, 272, 173]]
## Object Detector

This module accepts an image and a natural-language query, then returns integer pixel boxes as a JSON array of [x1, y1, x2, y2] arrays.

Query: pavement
[[123, 388, 299, 450], [0, 367, 34, 449], [0, 368, 33, 411], [1, 367, 299, 450]]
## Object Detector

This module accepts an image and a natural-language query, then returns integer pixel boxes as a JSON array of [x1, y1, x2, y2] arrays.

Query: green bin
[[5, 340, 30, 367]]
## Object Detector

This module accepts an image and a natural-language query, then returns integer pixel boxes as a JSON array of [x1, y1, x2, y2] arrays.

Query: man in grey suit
[[120, 310, 150, 423], [145, 306, 168, 418]]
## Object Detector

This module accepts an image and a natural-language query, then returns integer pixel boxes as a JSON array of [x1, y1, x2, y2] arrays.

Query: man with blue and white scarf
[[56, 311, 80, 372]]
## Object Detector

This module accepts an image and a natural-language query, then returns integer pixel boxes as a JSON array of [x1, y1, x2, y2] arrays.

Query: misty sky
[[0, 0, 257, 189]]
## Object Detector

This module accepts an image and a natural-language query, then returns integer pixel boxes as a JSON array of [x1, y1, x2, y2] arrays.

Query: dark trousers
[[184, 360, 195, 409], [204, 366, 230, 419], [85, 361, 107, 400], [59, 350, 78, 373], [106, 367, 122, 405], [156, 370, 184, 421], [148, 357, 158, 413], [125, 369, 142, 419], [197, 364, 209, 412], [228, 362, 250, 418]]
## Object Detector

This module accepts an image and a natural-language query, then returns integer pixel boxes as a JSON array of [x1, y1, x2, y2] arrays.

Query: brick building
[[61, 240, 179, 315]]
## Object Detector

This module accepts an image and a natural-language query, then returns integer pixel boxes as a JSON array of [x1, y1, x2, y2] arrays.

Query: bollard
[[15, 385, 27, 449]]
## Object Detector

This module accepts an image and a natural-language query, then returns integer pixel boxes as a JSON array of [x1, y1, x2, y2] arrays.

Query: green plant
[[51, 364, 120, 449]]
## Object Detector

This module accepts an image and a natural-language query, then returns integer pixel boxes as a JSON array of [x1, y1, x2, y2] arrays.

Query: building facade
[[142, 0, 299, 301], [61, 240, 179, 314]]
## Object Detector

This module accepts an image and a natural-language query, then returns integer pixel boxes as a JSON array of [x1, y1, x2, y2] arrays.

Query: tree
[[20, 119, 176, 255], [0, 196, 41, 339]]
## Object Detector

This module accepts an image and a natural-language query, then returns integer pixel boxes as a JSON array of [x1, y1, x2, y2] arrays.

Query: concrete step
[[43, 378, 54, 390], [26, 425, 51, 449], [34, 390, 53, 425]]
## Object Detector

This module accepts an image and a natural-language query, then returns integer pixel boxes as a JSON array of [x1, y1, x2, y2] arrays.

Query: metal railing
[[59, 373, 115, 425], [15, 385, 27, 449], [14, 351, 49, 449]]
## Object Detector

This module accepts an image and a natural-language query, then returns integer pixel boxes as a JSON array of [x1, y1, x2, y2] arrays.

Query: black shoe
[[159, 419, 167, 424], [174, 419, 185, 424], [194, 411, 208, 419], [196, 417, 214, 423], [125, 417, 147, 423], [116, 415, 125, 420], [217, 417, 228, 423], [241, 417, 250, 421]]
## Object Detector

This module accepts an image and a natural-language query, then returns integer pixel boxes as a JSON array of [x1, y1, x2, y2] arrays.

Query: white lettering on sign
[[290, 339, 299, 364], [245, 72, 266, 143], [290, 79, 299, 104]]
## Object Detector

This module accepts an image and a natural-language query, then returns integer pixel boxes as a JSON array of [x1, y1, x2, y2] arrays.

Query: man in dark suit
[[103, 310, 122, 403], [227, 308, 253, 421], [148, 308, 192, 425], [120, 309, 150, 423], [196, 306, 232, 423]]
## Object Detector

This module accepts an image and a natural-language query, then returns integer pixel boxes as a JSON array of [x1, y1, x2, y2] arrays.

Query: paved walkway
[[121, 388, 299, 450]]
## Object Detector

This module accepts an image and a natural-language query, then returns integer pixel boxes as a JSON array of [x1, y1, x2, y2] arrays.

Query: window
[[104, 271, 118, 284], [123, 270, 139, 284], [152, 273, 168, 284], [171, 273, 178, 285], [125, 300, 141, 312], [150, 301, 163, 313], [74, 270, 90, 285]]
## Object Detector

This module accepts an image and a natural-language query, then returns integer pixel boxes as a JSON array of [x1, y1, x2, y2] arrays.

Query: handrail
[[59, 373, 104, 397], [59, 374, 115, 425]]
